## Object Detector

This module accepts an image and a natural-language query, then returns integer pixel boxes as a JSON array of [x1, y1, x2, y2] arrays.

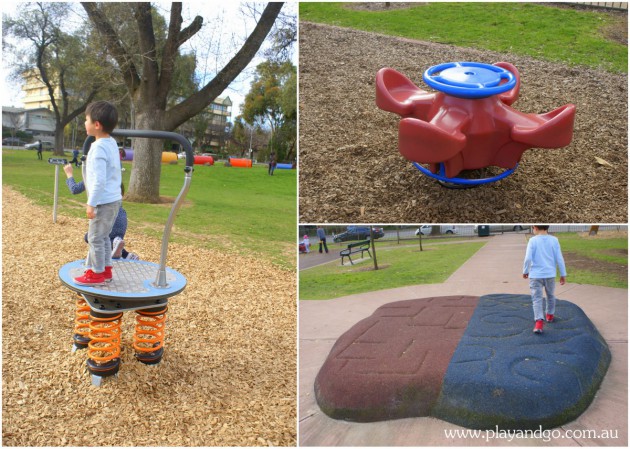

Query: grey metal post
[[53, 165, 59, 223], [48, 157, 68, 223]]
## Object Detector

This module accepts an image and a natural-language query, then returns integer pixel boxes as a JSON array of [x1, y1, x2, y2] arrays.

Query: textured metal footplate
[[59, 259, 186, 302]]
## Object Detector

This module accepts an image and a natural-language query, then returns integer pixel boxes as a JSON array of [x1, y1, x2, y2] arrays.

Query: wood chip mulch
[[298, 22, 628, 223], [2, 186, 296, 446]]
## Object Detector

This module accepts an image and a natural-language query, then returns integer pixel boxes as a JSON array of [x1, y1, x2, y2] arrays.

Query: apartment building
[[13, 71, 233, 152], [2, 106, 55, 142]]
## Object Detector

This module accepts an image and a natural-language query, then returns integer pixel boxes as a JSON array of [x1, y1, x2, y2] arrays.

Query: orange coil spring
[[74, 297, 91, 338], [88, 313, 122, 364], [133, 308, 167, 353]]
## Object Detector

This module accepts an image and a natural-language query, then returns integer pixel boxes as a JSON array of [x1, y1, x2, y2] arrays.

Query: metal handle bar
[[111, 129, 194, 169], [81, 129, 194, 288]]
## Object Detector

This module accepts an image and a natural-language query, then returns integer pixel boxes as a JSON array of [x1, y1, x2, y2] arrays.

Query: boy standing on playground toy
[[522, 225, 567, 334], [63, 164, 139, 261], [74, 101, 122, 286]]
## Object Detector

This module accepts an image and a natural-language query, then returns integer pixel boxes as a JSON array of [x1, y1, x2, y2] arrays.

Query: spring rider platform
[[376, 61, 576, 187], [58, 130, 193, 386]]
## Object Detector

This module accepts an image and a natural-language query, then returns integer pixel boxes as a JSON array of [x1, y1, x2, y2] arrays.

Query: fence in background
[[300, 225, 627, 245], [569, 2, 628, 9]]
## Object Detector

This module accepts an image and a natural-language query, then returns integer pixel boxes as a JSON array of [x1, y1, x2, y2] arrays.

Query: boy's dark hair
[[534, 225, 549, 231], [86, 101, 118, 134]]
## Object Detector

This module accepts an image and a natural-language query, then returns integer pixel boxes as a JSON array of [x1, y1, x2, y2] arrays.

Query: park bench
[[340, 240, 372, 265]]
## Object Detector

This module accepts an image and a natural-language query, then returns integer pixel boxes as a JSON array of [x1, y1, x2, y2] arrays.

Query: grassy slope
[[299, 241, 485, 300], [300, 2, 627, 73]]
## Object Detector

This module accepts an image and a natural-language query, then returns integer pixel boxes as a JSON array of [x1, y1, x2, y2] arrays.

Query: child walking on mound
[[522, 225, 567, 334], [73, 101, 122, 286]]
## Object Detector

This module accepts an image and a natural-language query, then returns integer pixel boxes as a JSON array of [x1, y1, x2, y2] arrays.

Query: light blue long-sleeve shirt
[[523, 234, 567, 279], [85, 136, 122, 207]]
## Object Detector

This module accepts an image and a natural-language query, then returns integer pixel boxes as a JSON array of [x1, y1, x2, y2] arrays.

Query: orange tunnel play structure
[[229, 158, 253, 168]]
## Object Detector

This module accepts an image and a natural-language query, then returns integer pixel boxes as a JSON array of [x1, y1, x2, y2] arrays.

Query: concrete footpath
[[299, 233, 628, 446]]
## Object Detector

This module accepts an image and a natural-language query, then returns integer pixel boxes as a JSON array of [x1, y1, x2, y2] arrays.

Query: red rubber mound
[[314, 295, 479, 422]]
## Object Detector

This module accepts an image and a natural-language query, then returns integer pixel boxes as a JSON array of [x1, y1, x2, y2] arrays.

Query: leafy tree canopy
[[242, 60, 296, 161]]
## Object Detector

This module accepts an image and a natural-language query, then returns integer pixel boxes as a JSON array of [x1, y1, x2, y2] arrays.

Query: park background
[[299, 225, 628, 300]]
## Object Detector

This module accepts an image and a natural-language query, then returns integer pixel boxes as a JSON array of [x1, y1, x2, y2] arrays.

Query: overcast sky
[[1, 1, 297, 122]]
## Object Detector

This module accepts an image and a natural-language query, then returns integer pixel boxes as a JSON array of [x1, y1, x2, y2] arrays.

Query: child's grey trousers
[[529, 278, 557, 321], [87, 200, 121, 273]]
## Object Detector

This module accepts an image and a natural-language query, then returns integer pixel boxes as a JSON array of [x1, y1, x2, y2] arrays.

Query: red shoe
[[533, 320, 544, 334], [74, 269, 106, 286], [104, 266, 113, 282], [546, 314, 554, 322]]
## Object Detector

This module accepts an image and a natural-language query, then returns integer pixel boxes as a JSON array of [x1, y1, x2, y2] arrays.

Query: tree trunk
[[126, 110, 166, 203], [370, 228, 379, 270], [53, 124, 66, 156], [82, 2, 283, 203]]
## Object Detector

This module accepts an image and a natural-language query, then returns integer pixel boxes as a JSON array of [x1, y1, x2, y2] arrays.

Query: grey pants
[[529, 278, 557, 322], [87, 200, 121, 273]]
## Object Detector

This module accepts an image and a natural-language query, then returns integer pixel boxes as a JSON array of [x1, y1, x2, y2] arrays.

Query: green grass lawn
[[557, 232, 628, 264], [300, 2, 628, 73], [556, 232, 627, 288], [2, 149, 297, 269], [299, 241, 485, 300]]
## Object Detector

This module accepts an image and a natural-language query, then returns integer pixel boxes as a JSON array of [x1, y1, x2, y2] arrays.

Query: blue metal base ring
[[412, 162, 518, 188]]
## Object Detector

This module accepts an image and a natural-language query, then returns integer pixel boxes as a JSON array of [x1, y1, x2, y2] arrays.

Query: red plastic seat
[[376, 62, 576, 181]]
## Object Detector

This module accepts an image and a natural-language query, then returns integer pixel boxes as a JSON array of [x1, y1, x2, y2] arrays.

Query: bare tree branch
[[164, 2, 283, 130], [133, 3, 160, 102], [81, 2, 141, 95], [159, 3, 203, 101]]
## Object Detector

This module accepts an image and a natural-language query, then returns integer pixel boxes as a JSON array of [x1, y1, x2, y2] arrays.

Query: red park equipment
[[376, 61, 576, 187]]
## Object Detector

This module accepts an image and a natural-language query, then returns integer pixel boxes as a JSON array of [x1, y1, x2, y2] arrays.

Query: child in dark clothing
[[71, 148, 80, 166]]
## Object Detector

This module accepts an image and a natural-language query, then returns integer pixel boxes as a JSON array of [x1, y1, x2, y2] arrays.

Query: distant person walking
[[268, 151, 277, 175], [317, 226, 329, 254], [36, 140, 43, 160], [522, 225, 567, 334], [70, 147, 80, 167]]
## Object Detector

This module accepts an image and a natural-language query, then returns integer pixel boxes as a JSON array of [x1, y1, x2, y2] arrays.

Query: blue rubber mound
[[433, 294, 611, 430]]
